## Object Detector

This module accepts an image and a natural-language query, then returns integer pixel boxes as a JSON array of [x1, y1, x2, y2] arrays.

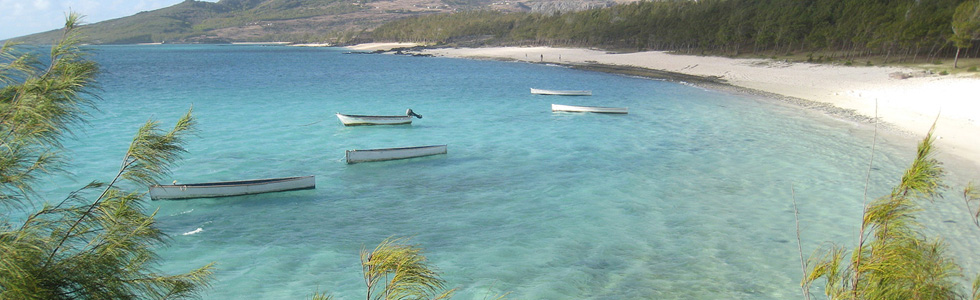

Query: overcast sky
[[0, 0, 219, 41]]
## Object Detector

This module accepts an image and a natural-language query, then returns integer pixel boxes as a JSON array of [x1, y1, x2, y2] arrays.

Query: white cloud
[[33, 0, 51, 10]]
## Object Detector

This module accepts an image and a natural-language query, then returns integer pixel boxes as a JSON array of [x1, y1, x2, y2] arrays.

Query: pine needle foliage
[[360, 237, 455, 300], [0, 13, 98, 211], [310, 287, 335, 300], [964, 182, 980, 227], [0, 13, 214, 299], [802, 124, 965, 299], [312, 237, 513, 300]]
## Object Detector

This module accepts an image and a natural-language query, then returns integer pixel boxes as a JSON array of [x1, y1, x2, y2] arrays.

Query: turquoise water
[[33, 44, 980, 299]]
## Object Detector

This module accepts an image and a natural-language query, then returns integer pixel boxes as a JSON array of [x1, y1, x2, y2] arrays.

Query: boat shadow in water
[[160, 188, 319, 205], [345, 145, 447, 164]]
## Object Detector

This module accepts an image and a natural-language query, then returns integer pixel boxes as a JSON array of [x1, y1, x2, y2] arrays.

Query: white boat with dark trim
[[149, 175, 315, 200], [346, 145, 447, 164], [531, 88, 592, 96], [552, 104, 628, 114], [336, 109, 423, 126]]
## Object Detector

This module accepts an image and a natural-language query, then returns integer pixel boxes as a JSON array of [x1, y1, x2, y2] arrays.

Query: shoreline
[[568, 63, 884, 128], [417, 46, 980, 180]]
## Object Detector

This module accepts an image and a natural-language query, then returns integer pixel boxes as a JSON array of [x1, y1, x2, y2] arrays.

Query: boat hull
[[336, 113, 412, 126], [346, 145, 447, 164], [552, 104, 628, 114], [148, 176, 315, 200], [531, 88, 592, 96]]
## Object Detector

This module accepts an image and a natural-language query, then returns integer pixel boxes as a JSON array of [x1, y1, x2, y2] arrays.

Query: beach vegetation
[[360, 237, 455, 300], [0, 14, 214, 298], [911, 56, 980, 75], [800, 124, 972, 299], [311, 236, 459, 300], [373, 0, 979, 64], [309, 236, 514, 300], [965, 183, 980, 226], [311, 288, 335, 300], [951, 0, 980, 68]]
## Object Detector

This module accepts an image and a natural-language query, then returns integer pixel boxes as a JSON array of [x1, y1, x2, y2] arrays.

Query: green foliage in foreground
[[801, 124, 980, 299], [360, 237, 455, 300], [312, 237, 458, 300], [0, 14, 214, 299], [966, 183, 980, 227]]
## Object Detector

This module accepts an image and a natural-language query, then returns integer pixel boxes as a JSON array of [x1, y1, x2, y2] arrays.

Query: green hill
[[9, 0, 565, 44]]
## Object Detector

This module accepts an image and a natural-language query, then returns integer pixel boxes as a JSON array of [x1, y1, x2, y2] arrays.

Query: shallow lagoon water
[[30, 44, 980, 299]]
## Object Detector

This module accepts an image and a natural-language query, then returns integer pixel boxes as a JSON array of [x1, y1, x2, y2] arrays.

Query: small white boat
[[346, 145, 447, 164], [531, 88, 592, 96], [552, 104, 628, 114], [336, 109, 423, 126], [148, 175, 315, 200]]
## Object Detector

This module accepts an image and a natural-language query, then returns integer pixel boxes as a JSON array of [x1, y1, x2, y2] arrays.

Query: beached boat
[[531, 88, 592, 96], [346, 145, 447, 164], [148, 175, 315, 200], [336, 109, 423, 126], [552, 104, 629, 114]]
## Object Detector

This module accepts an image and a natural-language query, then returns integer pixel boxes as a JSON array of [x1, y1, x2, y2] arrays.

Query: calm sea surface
[[34, 44, 980, 299]]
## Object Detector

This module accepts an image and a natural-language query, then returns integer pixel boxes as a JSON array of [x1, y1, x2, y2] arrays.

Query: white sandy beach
[[419, 46, 980, 174]]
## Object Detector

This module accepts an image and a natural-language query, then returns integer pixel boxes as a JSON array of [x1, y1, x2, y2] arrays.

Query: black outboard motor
[[406, 108, 423, 119]]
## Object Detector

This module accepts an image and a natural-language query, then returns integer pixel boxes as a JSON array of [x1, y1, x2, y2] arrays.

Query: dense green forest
[[373, 0, 980, 62]]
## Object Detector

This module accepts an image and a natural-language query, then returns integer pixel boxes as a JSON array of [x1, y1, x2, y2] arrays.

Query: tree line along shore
[[368, 0, 980, 69]]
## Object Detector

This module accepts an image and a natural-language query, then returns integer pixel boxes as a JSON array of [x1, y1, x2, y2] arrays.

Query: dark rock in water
[[342, 46, 432, 57], [343, 50, 385, 55], [391, 50, 433, 57]]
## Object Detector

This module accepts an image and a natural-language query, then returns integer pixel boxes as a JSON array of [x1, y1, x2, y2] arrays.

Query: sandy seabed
[[405, 46, 980, 177], [334, 43, 980, 293]]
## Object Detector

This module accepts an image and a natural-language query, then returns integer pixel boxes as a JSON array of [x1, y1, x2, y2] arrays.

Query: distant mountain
[[10, 0, 630, 45]]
